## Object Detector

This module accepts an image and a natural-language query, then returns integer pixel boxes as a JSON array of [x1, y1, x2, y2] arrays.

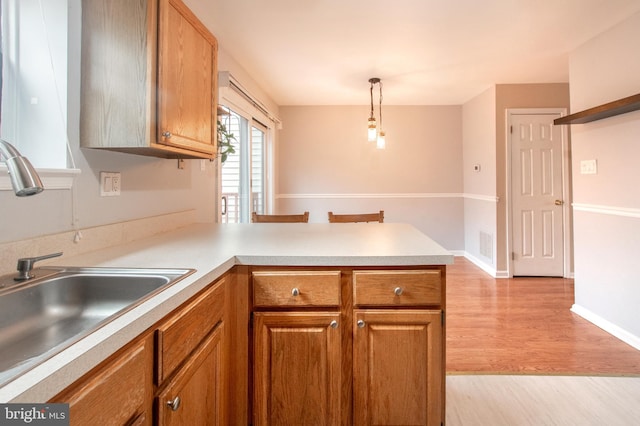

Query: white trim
[[571, 304, 640, 351], [505, 108, 572, 279], [463, 193, 499, 202], [0, 167, 80, 191], [276, 192, 499, 200], [462, 251, 497, 277], [461, 251, 510, 278], [573, 203, 640, 219]]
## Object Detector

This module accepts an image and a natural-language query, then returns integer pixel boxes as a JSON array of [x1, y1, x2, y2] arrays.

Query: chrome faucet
[[0, 139, 44, 196], [14, 252, 63, 281]]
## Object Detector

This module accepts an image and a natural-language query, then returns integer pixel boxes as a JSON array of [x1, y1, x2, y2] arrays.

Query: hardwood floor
[[446, 257, 640, 375], [446, 375, 640, 425]]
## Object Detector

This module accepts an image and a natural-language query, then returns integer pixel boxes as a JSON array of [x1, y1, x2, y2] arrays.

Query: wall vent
[[479, 231, 494, 261]]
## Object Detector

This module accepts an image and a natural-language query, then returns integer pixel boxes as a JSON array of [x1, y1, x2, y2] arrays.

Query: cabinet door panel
[[158, 0, 217, 155], [156, 324, 224, 426], [54, 338, 150, 426], [253, 312, 341, 426], [353, 310, 443, 426]]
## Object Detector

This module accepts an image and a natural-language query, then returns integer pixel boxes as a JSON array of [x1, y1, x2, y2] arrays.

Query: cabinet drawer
[[156, 277, 226, 384], [253, 271, 341, 307], [353, 270, 442, 306]]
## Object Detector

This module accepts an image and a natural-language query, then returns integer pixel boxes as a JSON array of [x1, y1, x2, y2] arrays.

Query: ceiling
[[186, 0, 640, 106]]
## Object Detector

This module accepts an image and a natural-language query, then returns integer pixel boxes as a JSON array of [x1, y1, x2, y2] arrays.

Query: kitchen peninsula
[[0, 222, 452, 425]]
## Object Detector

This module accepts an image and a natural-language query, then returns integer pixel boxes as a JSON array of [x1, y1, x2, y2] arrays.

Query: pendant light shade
[[367, 116, 377, 141], [376, 130, 386, 149], [366, 77, 386, 149]]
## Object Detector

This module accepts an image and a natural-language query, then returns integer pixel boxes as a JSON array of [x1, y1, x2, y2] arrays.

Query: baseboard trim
[[571, 304, 640, 351], [461, 252, 497, 277]]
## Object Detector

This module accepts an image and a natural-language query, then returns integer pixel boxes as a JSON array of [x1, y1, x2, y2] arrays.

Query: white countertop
[[0, 222, 452, 402]]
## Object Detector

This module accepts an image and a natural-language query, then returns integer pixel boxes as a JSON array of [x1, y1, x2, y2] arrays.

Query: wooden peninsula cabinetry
[[81, 0, 218, 159], [249, 266, 446, 426]]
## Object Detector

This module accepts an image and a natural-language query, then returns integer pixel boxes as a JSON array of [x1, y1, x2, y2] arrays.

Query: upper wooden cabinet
[[81, 0, 218, 159]]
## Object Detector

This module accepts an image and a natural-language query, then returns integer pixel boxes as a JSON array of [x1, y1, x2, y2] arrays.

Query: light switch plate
[[580, 159, 597, 175]]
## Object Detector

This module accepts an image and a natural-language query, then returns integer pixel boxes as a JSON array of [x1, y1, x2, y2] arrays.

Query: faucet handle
[[15, 252, 63, 281]]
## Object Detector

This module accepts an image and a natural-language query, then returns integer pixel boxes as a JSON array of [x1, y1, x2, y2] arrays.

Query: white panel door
[[510, 113, 564, 276]]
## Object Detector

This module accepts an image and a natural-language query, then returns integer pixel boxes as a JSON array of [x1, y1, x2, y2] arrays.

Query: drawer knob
[[394, 287, 403, 296], [357, 319, 365, 328], [166, 396, 181, 411], [162, 131, 172, 139], [291, 288, 300, 296], [330, 320, 338, 329]]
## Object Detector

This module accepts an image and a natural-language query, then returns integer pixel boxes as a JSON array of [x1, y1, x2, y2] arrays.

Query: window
[[220, 107, 268, 224], [0, 0, 68, 169]]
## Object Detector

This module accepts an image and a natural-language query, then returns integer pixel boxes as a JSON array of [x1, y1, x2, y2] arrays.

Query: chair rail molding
[[572, 203, 640, 219]]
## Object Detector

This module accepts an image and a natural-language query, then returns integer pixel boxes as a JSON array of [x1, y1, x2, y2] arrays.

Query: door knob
[[357, 319, 365, 328], [162, 131, 172, 139], [555, 200, 564, 206], [330, 320, 338, 329]]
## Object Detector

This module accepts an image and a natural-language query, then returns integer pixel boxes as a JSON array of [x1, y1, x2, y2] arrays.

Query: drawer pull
[[394, 287, 403, 296], [166, 396, 181, 411], [291, 288, 300, 296], [330, 320, 338, 329], [162, 131, 172, 139], [357, 319, 366, 328]]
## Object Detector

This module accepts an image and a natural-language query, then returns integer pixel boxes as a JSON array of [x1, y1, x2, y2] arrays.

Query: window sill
[[0, 167, 81, 192]]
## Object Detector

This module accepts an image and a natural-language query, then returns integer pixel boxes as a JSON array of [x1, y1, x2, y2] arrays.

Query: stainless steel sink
[[0, 266, 195, 386]]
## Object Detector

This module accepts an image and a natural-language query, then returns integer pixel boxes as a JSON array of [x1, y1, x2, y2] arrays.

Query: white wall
[[276, 105, 464, 251], [569, 11, 640, 347], [462, 87, 497, 271]]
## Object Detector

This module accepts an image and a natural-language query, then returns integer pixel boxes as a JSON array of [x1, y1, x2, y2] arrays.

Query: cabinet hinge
[[441, 311, 445, 327], [249, 312, 253, 328], [510, 125, 513, 134], [511, 251, 516, 261]]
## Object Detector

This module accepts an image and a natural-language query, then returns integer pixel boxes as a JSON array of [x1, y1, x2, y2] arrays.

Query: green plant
[[217, 120, 237, 163]]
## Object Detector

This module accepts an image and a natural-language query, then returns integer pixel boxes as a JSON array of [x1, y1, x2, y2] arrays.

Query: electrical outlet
[[100, 172, 121, 196]]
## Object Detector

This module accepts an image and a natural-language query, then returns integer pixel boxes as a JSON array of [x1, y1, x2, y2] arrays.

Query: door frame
[[506, 108, 572, 278], [216, 91, 275, 222]]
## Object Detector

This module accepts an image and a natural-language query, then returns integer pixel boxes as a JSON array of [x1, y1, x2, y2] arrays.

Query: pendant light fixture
[[367, 77, 386, 149]]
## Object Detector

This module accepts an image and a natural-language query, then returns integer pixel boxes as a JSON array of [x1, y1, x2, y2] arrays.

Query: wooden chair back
[[252, 211, 310, 223], [327, 210, 384, 223]]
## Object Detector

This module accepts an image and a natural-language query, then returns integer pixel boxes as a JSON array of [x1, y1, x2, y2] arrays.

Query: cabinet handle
[[166, 396, 181, 411], [394, 286, 403, 296], [330, 320, 338, 329], [162, 131, 172, 139], [291, 288, 300, 296], [357, 319, 365, 328]]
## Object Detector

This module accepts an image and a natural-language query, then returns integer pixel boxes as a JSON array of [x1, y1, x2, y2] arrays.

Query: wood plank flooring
[[446, 257, 640, 375], [446, 375, 640, 425]]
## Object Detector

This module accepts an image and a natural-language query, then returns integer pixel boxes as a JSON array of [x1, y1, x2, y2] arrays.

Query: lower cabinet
[[253, 312, 342, 426], [353, 310, 443, 426], [52, 337, 152, 426], [155, 324, 224, 426], [250, 267, 446, 426]]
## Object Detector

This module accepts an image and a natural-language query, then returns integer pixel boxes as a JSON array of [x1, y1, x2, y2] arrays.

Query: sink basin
[[0, 266, 194, 386]]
